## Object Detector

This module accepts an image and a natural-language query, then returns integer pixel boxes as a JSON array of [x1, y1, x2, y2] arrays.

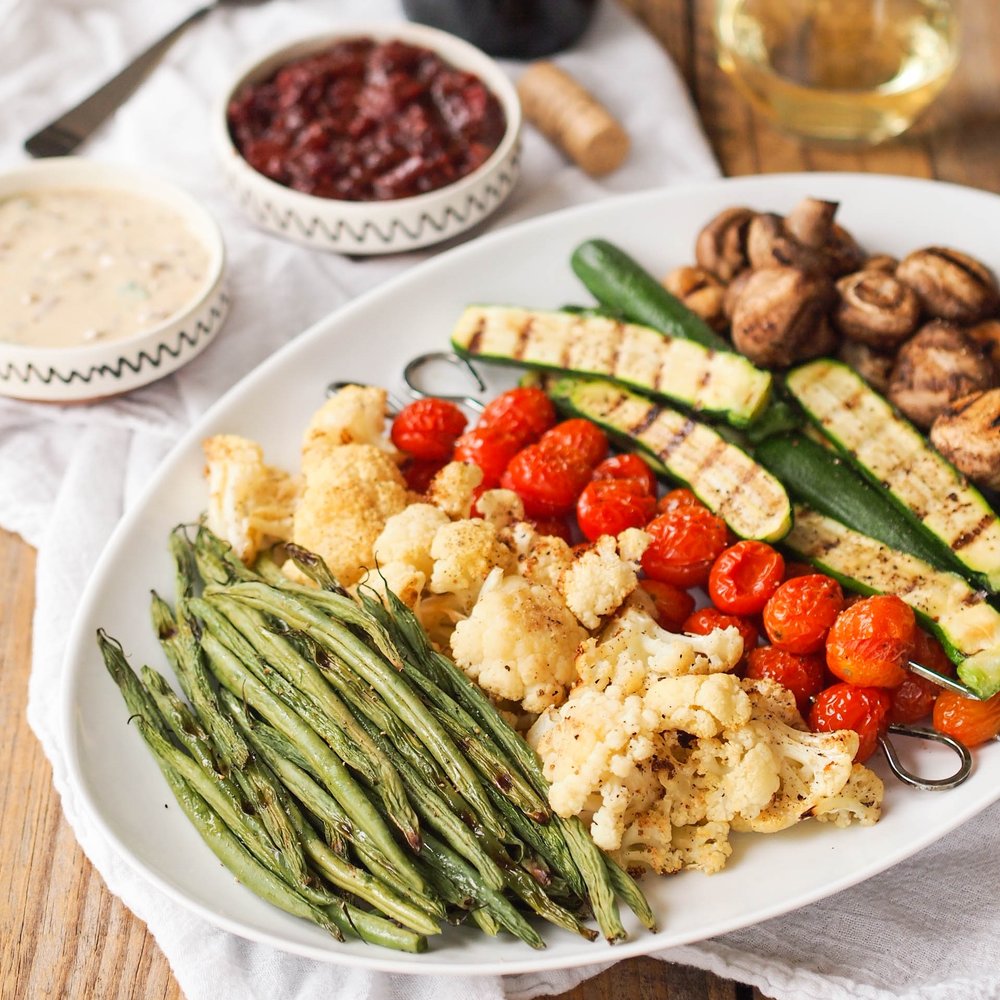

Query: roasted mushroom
[[896, 247, 1000, 324], [662, 265, 727, 330], [930, 389, 1000, 490], [832, 269, 921, 348], [965, 318, 1000, 372], [862, 254, 898, 274], [722, 269, 753, 322], [795, 316, 839, 363], [887, 321, 996, 429], [747, 197, 864, 277], [694, 207, 757, 282], [731, 266, 836, 368], [836, 339, 895, 393]]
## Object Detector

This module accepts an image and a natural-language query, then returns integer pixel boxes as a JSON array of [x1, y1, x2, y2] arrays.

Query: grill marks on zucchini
[[784, 507, 1000, 699], [451, 305, 772, 428], [786, 359, 1000, 592], [542, 376, 791, 542]]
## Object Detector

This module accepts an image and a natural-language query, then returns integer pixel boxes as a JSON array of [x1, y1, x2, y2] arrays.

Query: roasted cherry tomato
[[576, 479, 658, 541], [682, 607, 759, 662], [452, 424, 522, 488], [809, 683, 892, 762], [478, 386, 556, 448], [745, 647, 825, 716], [657, 487, 702, 514], [390, 397, 467, 461], [782, 561, 817, 581], [889, 629, 953, 725], [639, 580, 696, 632], [641, 506, 729, 588], [592, 453, 658, 496], [933, 689, 1000, 747], [825, 594, 915, 689], [506, 443, 591, 518], [708, 540, 785, 616], [762, 574, 844, 655], [539, 418, 608, 468], [525, 515, 574, 544], [402, 456, 449, 493]]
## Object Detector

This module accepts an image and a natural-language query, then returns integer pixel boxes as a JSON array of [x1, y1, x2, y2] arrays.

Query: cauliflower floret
[[301, 385, 396, 466], [528, 687, 661, 831], [426, 461, 483, 518], [293, 443, 408, 587], [812, 763, 884, 828], [559, 531, 650, 629], [202, 434, 298, 563], [727, 679, 860, 833], [452, 572, 586, 712], [504, 522, 575, 590], [645, 673, 753, 738], [428, 518, 515, 608], [474, 489, 524, 530], [373, 503, 450, 575], [576, 605, 743, 694], [615, 805, 733, 876]]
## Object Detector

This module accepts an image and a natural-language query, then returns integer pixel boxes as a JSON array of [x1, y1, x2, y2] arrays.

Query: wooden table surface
[[3, 1, 999, 997]]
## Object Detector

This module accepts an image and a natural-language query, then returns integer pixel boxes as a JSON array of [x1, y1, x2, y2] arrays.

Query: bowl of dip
[[214, 22, 522, 255], [0, 158, 229, 403]]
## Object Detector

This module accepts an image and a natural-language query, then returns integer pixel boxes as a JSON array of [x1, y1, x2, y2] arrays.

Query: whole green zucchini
[[570, 238, 730, 351]]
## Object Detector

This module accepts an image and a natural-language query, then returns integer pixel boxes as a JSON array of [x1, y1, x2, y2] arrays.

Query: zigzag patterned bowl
[[214, 23, 522, 255], [0, 159, 229, 403]]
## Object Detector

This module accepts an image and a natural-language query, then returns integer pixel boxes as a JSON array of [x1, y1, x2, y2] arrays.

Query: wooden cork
[[516, 61, 629, 177]]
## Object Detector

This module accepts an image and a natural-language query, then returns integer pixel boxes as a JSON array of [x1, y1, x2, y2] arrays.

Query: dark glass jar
[[402, 0, 598, 59]]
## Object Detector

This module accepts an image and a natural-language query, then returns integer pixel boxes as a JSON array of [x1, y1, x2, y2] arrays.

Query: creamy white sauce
[[0, 187, 211, 349]]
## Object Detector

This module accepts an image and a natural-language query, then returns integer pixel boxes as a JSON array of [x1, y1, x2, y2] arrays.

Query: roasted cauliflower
[[450, 569, 587, 712], [202, 434, 298, 563]]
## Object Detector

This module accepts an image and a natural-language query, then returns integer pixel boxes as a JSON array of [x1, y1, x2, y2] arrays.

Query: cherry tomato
[[933, 689, 1000, 747], [576, 479, 658, 541], [592, 453, 658, 496], [745, 647, 825, 717], [641, 506, 730, 588], [657, 488, 702, 514], [402, 456, 448, 493], [390, 397, 467, 461], [809, 683, 892, 762], [782, 561, 817, 581], [682, 607, 759, 662], [889, 630, 953, 724], [539, 419, 608, 469], [478, 386, 556, 447], [525, 515, 574, 544], [453, 425, 522, 488], [708, 540, 785, 616], [825, 594, 915, 689], [762, 574, 844, 655], [641, 580, 696, 632], [506, 443, 591, 518]]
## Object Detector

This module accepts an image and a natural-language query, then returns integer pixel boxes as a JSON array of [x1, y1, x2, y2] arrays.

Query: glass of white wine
[[714, 0, 960, 144]]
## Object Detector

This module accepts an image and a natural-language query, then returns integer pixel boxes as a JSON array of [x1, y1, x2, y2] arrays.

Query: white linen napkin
[[1, 2, 996, 999]]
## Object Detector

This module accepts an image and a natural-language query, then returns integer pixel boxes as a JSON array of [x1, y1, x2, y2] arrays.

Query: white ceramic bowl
[[0, 159, 229, 403], [214, 22, 523, 255]]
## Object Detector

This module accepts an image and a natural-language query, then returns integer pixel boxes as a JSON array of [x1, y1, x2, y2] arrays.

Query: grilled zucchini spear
[[450, 304, 772, 428], [784, 506, 1000, 699], [786, 359, 1000, 594], [540, 374, 791, 542]]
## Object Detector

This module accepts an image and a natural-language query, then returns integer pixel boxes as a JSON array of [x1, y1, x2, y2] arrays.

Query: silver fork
[[24, 0, 266, 158]]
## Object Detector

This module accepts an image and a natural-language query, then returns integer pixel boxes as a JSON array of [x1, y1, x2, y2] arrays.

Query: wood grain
[[3, 1, 998, 997]]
